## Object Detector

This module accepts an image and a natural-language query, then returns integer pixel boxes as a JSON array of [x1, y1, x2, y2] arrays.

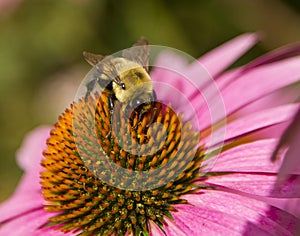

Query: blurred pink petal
[[0, 127, 51, 223], [16, 126, 52, 172], [0, 0, 22, 13], [0, 174, 44, 222]]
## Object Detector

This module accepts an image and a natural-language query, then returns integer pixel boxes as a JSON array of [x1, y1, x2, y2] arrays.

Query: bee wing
[[103, 59, 124, 86], [83, 51, 105, 66], [122, 37, 150, 72]]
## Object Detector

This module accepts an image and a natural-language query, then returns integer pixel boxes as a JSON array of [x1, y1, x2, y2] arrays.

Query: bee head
[[115, 80, 155, 110], [112, 60, 153, 101], [110, 58, 156, 117], [114, 78, 156, 116]]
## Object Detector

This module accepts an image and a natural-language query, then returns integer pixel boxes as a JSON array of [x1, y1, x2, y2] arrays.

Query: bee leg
[[137, 108, 146, 122], [146, 107, 158, 128], [108, 94, 115, 112], [151, 90, 157, 102]]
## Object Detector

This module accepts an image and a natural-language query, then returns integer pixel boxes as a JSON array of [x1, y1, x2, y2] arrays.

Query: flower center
[[41, 92, 204, 235]]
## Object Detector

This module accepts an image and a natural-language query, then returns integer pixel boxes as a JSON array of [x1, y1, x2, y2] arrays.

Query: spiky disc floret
[[41, 92, 204, 235]]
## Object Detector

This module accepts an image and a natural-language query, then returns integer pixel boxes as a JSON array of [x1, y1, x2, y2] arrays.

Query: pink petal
[[243, 43, 300, 71], [16, 126, 52, 172], [246, 121, 291, 142], [279, 134, 300, 178], [0, 209, 73, 236], [151, 35, 259, 130], [211, 139, 285, 173], [170, 204, 267, 236], [199, 33, 259, 78], [151, 79, 205, 129], [198, 56, 300, 129], [0, 173, 43, 222], [183, 190, 299, 235], [204, 173, 300, 198], [151, 51, 187, 94], [220, 56, 300, 114], [205, 104, 299, 148], [216, 43, 300, 93], [0, 126, 52, 223], [163, 217, 187, 236], [150, 34, 259, 130], [233, 86, 300, 118], [151, 52, 211, 128], [149, 220, 165, 236]]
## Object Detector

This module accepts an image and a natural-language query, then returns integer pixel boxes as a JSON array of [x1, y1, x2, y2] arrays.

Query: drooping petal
[[274, 109, 300, 177], [183, 190, 299, 235]]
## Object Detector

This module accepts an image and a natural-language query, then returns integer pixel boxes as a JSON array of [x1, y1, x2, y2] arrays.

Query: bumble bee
[[83, 38, 156, 115]]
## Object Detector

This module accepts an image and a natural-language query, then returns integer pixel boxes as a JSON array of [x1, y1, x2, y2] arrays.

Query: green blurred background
[[1, 0, 300, 202]]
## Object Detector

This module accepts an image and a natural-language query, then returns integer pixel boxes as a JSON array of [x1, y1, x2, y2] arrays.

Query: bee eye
[[121, 83, 126, 90]]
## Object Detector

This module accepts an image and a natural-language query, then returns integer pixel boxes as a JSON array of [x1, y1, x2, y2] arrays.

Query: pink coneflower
[[0, 34, 300, 235]]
